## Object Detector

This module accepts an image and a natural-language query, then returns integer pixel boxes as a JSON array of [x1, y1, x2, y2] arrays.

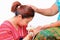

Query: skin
[[8, 15, 33, 30], [40, 20, 60, 30], [30, 4, 58, 16], [6, 15, 34, 40], [29, 3, 60, 34]]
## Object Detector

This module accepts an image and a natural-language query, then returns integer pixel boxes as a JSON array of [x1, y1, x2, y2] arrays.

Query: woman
[[0, 1, 35, 40]]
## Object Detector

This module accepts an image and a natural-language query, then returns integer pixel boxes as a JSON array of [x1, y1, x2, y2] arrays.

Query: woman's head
[[11, 1, 35, 26]]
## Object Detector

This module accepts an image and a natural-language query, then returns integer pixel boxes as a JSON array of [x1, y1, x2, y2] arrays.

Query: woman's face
[[18, 17, 33, 27]]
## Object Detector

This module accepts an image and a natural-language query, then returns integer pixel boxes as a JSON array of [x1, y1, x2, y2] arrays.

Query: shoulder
[[0, 21, 14, 39], [0, 20, 13, 31]]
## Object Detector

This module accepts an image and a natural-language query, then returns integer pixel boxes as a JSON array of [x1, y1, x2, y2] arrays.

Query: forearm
[[42, 21, 60, 30], [50, 21, 60, 27], [32, 4, 58, 16], [23, 32, 33, 40], [36, 8, 55, 16]]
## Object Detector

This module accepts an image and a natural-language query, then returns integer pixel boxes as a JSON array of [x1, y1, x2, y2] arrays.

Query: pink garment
[[0, 21, 28, 40]]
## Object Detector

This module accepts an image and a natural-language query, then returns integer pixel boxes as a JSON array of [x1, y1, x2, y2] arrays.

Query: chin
[[18, 24, 27, 27]]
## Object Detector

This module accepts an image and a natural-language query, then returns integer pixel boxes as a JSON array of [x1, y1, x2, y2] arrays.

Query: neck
[[8, 17, 19, 30]]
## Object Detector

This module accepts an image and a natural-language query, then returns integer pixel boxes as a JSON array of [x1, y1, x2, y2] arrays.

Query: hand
[[27, 5, 38, 12], [27, 26, 43, 37], [32, 26, 42, 36], [23, 26, 42, 40]]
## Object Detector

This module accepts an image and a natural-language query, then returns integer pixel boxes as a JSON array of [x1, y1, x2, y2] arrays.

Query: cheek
[[23, 22, 27, 25], [18, 21, 23, 26], [18, 21, 27, 26], [22, 22, 28, 26], [28, 18, 32, 22], [18, 22, 21, 25]]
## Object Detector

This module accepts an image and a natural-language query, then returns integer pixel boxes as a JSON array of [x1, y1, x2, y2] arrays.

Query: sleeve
[[0, 26, 14, 40], [55, 0, 60, 11]]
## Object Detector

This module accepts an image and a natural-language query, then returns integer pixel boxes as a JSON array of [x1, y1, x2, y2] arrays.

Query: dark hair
[[11, 1, 35, 18], [47, 36, 57, 40]]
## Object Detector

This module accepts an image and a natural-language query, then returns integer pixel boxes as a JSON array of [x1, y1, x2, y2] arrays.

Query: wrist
[[23, 32, 34, 40], [35, 8, 39, 12], [28, 32, 34, 38]]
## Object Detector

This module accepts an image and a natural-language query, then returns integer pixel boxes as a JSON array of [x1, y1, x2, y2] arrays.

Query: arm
[[30, 4, 58, 16], [41, 20, 60, 30], [23, 32, 33, 40], [23, 20, 60, 40]]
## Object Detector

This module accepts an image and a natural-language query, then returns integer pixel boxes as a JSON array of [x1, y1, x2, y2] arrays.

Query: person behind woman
[[0, 1, 35, 40]]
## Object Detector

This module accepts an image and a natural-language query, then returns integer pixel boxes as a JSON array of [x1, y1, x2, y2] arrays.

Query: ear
[[17, 15, 22, 19]]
